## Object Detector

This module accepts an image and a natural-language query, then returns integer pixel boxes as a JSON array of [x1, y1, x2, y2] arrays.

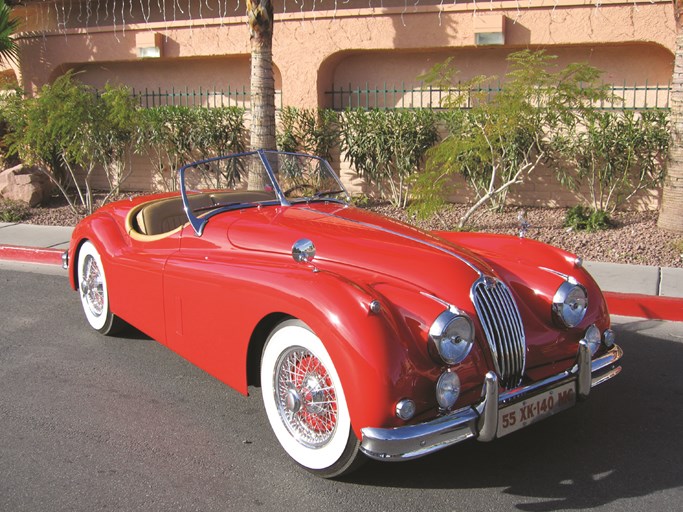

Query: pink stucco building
[[2, 0, 676, 205]]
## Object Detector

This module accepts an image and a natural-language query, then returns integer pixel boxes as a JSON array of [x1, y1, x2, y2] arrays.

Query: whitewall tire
[[260, 319, 363, 477], [77, 240, 123, 335]]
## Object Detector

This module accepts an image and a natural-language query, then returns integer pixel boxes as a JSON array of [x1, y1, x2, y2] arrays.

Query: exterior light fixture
[[136, 32, 162, 59], [473, 15, 506, 46]]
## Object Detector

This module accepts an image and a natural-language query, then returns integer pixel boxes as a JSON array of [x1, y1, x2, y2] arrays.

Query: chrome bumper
[[360, 343, 623, 461]]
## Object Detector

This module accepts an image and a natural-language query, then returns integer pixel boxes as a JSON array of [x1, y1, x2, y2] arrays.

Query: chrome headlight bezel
[[428, 308, 475, 366], [552, 280, 588, 328]]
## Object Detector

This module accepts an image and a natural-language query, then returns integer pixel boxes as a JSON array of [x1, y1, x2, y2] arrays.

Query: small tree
[[3, 72, 104, 213], [412, 50, 609, 228]]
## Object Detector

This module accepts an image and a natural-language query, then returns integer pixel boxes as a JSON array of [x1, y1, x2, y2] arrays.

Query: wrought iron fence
[[123, 86, 283, 109], [325, 81, 671, 111]]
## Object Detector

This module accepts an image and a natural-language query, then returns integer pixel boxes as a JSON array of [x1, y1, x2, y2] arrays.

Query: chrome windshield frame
[[179, 149, 350, 236]]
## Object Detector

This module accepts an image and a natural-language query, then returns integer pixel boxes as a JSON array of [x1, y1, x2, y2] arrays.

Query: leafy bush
[[1, 73, 143, 213], [0, 198, 30, 222], [277, 107, 338, 161], [138, 106, 246, 191], [339, 109, 438, 208], [554, 109, 669, 213], [563, 205, 611, 232]]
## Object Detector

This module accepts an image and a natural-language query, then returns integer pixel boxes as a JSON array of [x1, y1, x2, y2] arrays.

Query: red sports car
[[66, 150, 622, 477]]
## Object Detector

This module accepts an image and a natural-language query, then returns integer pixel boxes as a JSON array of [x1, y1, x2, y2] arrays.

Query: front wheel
[[260, 320, 364, 478], [77, 240, 124, 335]]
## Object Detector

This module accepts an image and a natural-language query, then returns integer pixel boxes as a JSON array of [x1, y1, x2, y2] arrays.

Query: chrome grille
[[472, 277, 526, 389]]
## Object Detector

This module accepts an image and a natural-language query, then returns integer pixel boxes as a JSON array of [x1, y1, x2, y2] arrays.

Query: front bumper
[[360, 342, 623, 461]]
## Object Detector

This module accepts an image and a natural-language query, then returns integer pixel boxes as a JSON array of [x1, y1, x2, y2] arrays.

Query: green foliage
[[138, 106, 246, 191], [0, 72, 145, 213], [1, 71, 103, 212], [563, 205, 611, 232], [0, 1, 19, 66], [350, 194, 373, 208], [277, 107, 338, 161], [338, 108, 438, 208], [0, 198, 29, 222], [95, 83, 141, 196], [554, 109, 669, 213], [411, 50, 610, 228], [673, 239, 683, 256]]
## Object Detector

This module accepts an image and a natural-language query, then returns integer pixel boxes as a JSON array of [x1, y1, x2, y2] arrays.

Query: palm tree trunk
[[247, 0, 276, 153], [658, 8, 683, 233]]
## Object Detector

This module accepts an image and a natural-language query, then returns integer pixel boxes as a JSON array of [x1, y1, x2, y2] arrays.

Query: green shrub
[[554, 109, 669, 213], [563, 205, 611, 232], [0, 198, 30, 222], [339, 108, 438, 208]]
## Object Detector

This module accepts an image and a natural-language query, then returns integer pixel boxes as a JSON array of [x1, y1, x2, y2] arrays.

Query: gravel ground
[[17, 193, 683, 268]]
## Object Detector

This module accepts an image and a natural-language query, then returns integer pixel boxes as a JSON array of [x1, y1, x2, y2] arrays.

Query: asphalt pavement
[[2, 268, 682, 512], [1, 221, 682, 321]]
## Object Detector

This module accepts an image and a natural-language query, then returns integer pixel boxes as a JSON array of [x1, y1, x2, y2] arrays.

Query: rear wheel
[[260, 320, 363, 478], [77, 241, 123, 335]]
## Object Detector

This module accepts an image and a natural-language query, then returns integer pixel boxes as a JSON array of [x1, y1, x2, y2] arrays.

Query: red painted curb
[[605, 292, 683, 322], [0, 244, 64, 266]]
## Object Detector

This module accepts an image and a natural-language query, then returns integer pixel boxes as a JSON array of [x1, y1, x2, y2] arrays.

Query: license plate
[[497, 381, 576, 438]]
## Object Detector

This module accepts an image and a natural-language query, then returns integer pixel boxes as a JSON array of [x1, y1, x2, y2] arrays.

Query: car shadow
[[343, 320, 683, 510], [114, 322, 153, 341]]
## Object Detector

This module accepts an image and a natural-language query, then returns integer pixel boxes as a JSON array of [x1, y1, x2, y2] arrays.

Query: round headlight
[[552, 280, 588, 328], [436, 371, 461, 410], [428, 309, 474, 365]]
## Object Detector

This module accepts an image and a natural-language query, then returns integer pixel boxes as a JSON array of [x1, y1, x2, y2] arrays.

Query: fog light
[[395, 399, 416, 421], [583, 324, 601, 356], [436, 371, 461, 410], [603, 329, 615, 348]]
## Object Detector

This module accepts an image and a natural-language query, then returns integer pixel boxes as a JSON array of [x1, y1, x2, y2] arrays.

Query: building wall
[[10, 0, 676, 209]]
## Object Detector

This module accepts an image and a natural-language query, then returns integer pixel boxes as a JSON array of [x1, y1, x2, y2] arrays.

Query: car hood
[[226, 203, 493, 298]]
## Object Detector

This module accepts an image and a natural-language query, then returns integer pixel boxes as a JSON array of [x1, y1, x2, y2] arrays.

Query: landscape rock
[[0, 164, 53, 207]]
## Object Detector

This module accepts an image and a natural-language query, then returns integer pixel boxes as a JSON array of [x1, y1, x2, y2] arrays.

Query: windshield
[[180, 150, 350, 235]]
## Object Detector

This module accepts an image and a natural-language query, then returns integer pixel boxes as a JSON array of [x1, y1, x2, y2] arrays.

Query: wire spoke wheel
[[77, 240, 123, 335], [81, 254, 105, 317], [275, 348, 338, 448], [261, 320, 363, 477]]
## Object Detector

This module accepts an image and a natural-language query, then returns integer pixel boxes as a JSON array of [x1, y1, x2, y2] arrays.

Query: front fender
[[67, 212, 128, 291]]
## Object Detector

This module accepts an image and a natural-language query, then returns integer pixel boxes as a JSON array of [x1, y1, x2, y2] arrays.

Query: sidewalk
[[1, 221, 682, 321]]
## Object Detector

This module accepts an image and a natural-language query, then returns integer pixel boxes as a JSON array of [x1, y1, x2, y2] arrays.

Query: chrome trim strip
[[359, 344, 622, 461], [301, 208, 483, 276]]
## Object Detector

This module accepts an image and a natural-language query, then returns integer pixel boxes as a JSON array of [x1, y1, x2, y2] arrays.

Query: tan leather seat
[[134, 191, 276, 236], [135, 195, 211, 235]]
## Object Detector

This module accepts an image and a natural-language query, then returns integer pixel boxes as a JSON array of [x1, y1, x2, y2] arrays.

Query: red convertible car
[[66, 150, 622, 477]]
